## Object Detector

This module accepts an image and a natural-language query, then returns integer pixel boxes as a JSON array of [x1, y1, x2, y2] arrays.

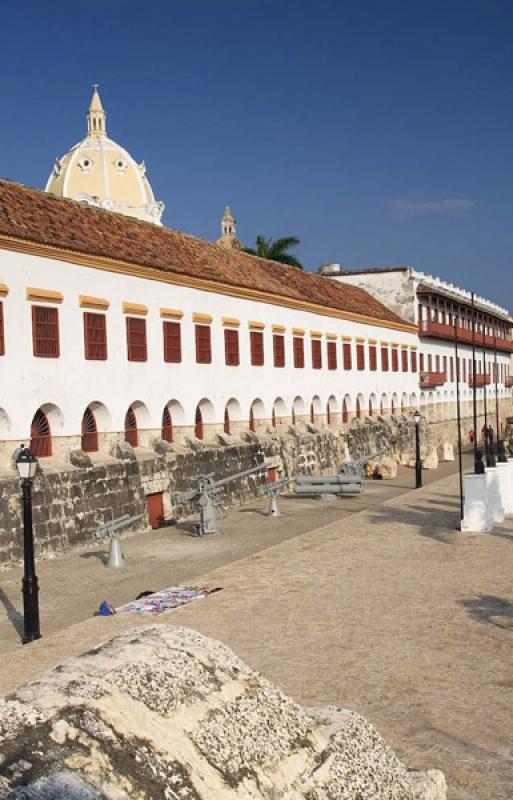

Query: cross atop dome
[[87, 85, 106, 137]]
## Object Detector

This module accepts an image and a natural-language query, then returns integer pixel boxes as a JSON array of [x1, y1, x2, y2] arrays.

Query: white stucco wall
[[0, 248, 423, 443]]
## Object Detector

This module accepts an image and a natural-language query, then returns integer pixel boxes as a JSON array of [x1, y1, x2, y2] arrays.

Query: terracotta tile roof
[[0, 179, 410, 328]]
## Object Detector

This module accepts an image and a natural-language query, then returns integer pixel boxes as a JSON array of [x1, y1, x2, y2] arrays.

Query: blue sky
[[1, 1, 512, 310]]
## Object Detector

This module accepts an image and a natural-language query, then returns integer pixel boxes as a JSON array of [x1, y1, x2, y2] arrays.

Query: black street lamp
[[413, 409, 422, 488], [14, 445, 41, 644]]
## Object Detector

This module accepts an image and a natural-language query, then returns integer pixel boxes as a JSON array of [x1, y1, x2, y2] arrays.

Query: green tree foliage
[[245, 235, 304, 270]]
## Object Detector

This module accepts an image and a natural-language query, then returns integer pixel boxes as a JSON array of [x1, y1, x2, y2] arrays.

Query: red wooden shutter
[[124, 407, 138, 446], [161, 407, 173, 443], [311, 339, 322, 369], [381, 346, 389, 371], [195, 405, 203, 439], [450, 357, 454, 382], [411, 350, 417, 373], [356, 344, 365, 371], [84, 313, 107, 360], [31, 409, 52, 457], [32, 306, 60, 358], [126, 317, 147, 362], [273, 334, 285, 367], [369, 345, 377, 371], [419, 353, 424, 371], [391, 347, 399, 372], [81, 407, 98, 452], [195, 325, 212, 364], [163, 321, 181, 363], [293, 337, 304, 368], [0, 302, 4, 356], [250, 331, 264, 366], [401, 349, 408, 372], [327, 341, 337, 370], [224, 329, 240, 366], [343, 342, 352, 370]]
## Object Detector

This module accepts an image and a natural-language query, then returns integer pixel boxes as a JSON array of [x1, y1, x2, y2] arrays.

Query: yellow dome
[[45, 87, 164, 225]]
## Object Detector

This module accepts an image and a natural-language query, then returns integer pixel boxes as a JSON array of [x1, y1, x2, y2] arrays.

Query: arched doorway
[[31, 409, 51, 458], [224, 407, 230, 435], [81, 407, 98, 452], [161, 407, 173, 443], [124, 407, 138, 447]]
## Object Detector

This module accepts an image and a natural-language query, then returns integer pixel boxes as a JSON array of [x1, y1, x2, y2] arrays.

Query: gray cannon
[[176, 464, 266, 535], [93, 513, 143, 568], [259, 475, 297, 517], [339, 447, 390, 480], [294, 474, 364, 496]]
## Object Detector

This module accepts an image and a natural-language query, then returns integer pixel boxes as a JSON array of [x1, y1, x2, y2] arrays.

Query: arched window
[[31, 409, 51, 458], [356, 398, 362, 419], [342, 399, 349, 424], [380, 401, 385, 415], [326, 402, 332, 425], [81, 407, 98, 452], [272, 408, 277, 428], [224, 407, 230, 435], [161, 407, 173, 443], [291, 407, 296, 426], [368, 399, 373, 417], [195, 405, 203, 440], [124, 407, 138, 447], [249, 407, 255, 432], [310, 403, 315, 424]]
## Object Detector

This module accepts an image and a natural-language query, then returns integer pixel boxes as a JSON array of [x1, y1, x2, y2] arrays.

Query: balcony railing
[[469, 374, 492, 387], [419, 319, 513, 353], [419, 371, 446, 389]]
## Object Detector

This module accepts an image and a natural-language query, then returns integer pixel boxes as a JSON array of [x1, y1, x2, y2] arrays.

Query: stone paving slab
[[1, 458, 512, 799]]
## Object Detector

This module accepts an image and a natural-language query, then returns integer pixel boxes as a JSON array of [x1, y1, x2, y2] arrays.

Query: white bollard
[[486, 468, 505, 524], [461, 473, 493, 533], [496, 462, 513, 516]]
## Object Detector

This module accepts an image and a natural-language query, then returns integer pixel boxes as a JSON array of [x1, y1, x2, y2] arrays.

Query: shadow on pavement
[[366, 501, 461, 544], [459, 594, 513, 631], [0, 586, 23, 640], [80, 550, 108, 564]]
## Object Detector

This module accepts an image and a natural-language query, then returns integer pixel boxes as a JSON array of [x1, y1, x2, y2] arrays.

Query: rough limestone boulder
[[438, 442, 454, 463], [374, 457, 398, 480], [0, 626, 446, 800], [422, 447, 439, 470]]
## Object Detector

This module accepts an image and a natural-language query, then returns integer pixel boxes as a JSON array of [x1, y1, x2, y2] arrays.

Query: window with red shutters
[[32, 306, 59, 358], [327, 341, 337, 370], [273, 334, 285, 367], [31, 409, 52, 457], [81, 407, 98, 452], [161, 407, 173, 443], [369, 345, 377, 371], [195, 324, 212, 364], [401, 349, 408, 372], [250, 331, 264, 366], [343, 342, 352, 370], [450, 357, 454, 382], [224, 329, 240, 366], [419, 353, 424, 371], [443, 355, 447, 378], [435, 354, 440, 372], [124, 407, 138, 447], [356, 343, 365, 371], [381, 346, 389, 371], [428, 354, 432, 371], [83, 312, 107, 360], [0, 302, 4, 356], [293, 336, 305, 368], [411, 350, 417, 373], [391, 347, 399, 372], [126, 317, 147, 362], [311, 338, 322, 369], [163, 321, 181, 363]]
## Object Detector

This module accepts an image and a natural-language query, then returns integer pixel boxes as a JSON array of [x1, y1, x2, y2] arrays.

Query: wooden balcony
[[469, 374, 492, 387], [418, 319, 513, 353], [419, 371, 446, 389]]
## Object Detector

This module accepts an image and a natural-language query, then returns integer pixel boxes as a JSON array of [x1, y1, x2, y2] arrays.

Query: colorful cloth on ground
[[115, 586, 222, 614]]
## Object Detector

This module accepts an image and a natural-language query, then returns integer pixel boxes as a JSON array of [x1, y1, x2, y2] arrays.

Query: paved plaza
[[1, 456, 513, 799]]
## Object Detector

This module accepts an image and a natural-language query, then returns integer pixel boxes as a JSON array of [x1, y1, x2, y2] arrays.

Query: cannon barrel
[[294, 482, 363, 495], [351, 447, 390, 466], [295, 475, 363, 485], [209, 463, 266, 489]]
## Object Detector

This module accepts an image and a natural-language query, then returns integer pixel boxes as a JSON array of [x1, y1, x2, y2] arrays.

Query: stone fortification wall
[[0, 401, 512, 567], [0, 625, 446, 799]]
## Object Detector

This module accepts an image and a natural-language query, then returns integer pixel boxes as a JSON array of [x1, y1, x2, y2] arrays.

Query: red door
[[147, 493, 164, 529]]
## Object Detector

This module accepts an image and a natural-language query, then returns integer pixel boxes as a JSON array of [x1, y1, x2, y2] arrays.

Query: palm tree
[[245, 235, 304, 270]]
